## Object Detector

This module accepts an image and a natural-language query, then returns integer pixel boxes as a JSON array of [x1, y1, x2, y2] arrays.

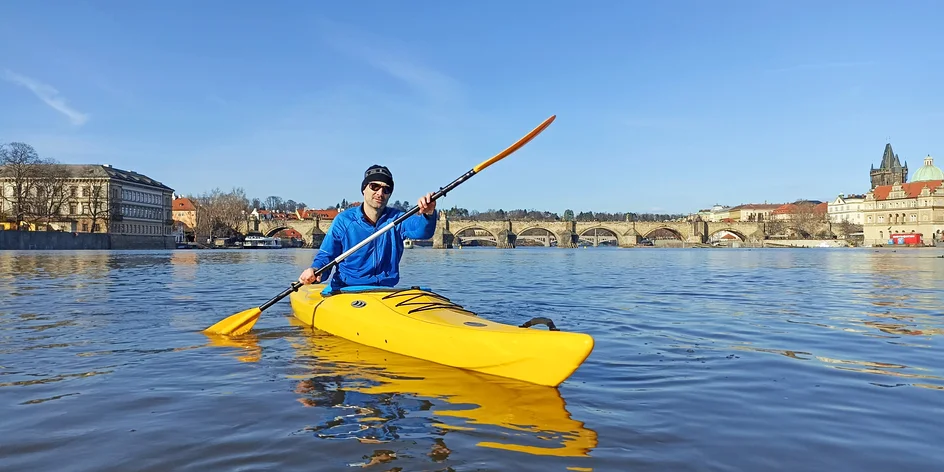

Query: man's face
[[363, 181, 392, 210]]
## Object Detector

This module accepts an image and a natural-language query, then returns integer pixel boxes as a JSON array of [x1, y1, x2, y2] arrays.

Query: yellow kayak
[[288, 284, 594, 387]]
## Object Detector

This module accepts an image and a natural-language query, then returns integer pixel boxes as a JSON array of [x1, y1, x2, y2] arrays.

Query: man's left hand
[[418, 192, 436, 215]]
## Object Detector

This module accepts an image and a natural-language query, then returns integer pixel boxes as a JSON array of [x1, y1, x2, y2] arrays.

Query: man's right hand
[[298, 267, 321, 285]]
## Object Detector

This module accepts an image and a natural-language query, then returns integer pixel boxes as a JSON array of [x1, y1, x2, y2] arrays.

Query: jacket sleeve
[[399, 211, 438, 239], [311, 218, 345, 270]]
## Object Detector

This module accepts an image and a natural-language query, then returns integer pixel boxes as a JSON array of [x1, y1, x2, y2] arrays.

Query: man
[[297, 165, 437, 292]]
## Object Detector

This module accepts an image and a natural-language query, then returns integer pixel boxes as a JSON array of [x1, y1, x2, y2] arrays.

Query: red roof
[[300, 208, 340, 219], [173, 197, 196, 211], [277, 228, 303, 239], [871, 180, 944, 200], [772, 202, 827, 215]]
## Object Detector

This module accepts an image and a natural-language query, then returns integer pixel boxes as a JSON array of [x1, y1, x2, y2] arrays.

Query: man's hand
[[418, 192, 436, 215], [298, 267, 321, 285]]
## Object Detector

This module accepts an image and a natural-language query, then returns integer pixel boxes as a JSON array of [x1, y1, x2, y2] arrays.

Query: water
[[1, 247, 941, 471]]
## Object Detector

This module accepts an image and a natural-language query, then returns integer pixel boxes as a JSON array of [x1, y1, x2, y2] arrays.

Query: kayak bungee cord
[[381, 288, 479, 316]]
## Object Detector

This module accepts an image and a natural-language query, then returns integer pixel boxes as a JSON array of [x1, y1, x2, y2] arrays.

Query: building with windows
[[0, 164, 174, 235], [862, 155, 944, 245], [728, 203, 781, 222], [171, 196, 197, 244], [827, 193, 866, 225]]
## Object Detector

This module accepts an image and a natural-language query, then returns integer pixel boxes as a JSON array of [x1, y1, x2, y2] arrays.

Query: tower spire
[[881, 143, 895, 169]]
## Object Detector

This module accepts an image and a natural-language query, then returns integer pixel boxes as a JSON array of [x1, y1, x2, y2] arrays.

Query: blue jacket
[[311, 205, 437, 291]]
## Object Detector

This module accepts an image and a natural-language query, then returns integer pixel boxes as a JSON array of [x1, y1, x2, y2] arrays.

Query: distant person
[[297, 165, 437, 292]]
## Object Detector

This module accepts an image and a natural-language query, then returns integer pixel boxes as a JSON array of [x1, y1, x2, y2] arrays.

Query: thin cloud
[[314, 18, 461, 104], [3, 69, 89, 125]]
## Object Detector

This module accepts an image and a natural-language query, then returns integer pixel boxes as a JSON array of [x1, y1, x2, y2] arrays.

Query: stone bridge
[[239, 213, 770, 248], [434, 217, 768, 248]]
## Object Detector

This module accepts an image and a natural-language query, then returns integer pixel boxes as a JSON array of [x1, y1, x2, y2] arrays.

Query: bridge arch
[[578, 226, 621, 246], [707, 228, 748, 242], [643, 227, 684, 241], [264, 226, 290, 238], [517, 226, 558, 247], [453, 226, 500, 247]]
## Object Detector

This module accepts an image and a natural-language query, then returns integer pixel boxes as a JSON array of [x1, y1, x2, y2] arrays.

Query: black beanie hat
[[361, 165, 394, 193]]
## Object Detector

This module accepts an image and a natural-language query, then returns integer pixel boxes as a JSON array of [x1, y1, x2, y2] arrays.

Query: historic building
[[827, 193, 866, 225], [0, 164, 174, 235], [870, 143, 909, 189], [728, 203, 781, 222], [862, 155, 944, 245], [171, 195, 197, 243]]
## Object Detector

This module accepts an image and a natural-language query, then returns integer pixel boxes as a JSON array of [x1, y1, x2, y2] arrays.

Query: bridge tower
[[690, 219, 708, 244], [556, 220, 578, 248], [495, 220, 516, 248], [308, 216, 326, 248], [432, 211, 455, 249]]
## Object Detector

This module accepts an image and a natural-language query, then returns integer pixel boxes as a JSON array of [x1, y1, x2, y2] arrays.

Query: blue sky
[[2, 1, 943, 214]]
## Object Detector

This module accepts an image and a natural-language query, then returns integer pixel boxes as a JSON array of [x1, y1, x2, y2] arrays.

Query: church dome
[[912, 155, 944, 182]]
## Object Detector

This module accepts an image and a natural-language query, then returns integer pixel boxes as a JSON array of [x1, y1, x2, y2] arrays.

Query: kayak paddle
[[203, 114, 557, 336]]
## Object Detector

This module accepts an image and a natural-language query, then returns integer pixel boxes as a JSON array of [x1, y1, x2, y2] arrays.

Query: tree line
[[250, 196, 307, 213]]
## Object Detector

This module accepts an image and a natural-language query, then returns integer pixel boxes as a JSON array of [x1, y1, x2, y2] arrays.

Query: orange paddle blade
[[472, 115, 556, 173], [203, 307, 262, 336]]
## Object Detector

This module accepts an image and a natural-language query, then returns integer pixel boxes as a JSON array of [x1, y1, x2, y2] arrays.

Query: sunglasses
[[368, 182, 392, 195]]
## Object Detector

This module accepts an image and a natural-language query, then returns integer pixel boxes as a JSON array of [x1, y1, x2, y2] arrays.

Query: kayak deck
[[289, 284, 594, 387]]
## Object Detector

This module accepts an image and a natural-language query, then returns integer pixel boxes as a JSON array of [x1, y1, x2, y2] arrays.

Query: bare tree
[[764, 218, 788, 238], [216, 187, 251, 234], [189, 189, 220, 243], [188, 187, 251, 243], [22, 162, 71, 230], [836, 220, 863, 239], [264, 195, 283, 211], [0, 142, 45, 228], [84, 183, 111, 232], [791, 202, 829, 238]]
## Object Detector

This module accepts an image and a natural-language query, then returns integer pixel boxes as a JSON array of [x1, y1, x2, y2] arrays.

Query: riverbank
[[0, 231, 175, 250]]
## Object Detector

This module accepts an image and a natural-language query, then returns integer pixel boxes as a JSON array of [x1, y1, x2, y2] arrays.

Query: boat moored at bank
[[243, 235, 282, 249]]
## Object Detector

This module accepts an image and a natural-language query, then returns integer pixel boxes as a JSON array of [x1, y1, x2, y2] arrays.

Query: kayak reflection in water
[[294, 376, 454, 466], [288, 330, 598, 461], [297, 164, 437, 292]]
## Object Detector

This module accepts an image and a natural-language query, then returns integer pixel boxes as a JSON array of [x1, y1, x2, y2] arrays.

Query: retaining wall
[[0, 231, 176, 250]]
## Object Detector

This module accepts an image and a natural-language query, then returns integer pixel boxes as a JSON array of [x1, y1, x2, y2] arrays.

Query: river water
[[0, 247, 941, 471]]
